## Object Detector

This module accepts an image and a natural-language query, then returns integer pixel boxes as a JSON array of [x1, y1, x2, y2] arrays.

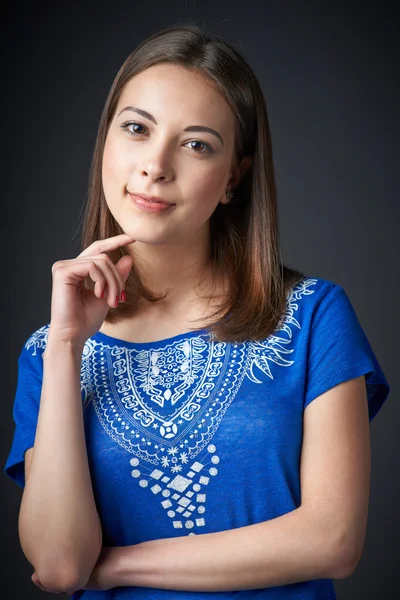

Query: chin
[[120, 227, 175, 246]]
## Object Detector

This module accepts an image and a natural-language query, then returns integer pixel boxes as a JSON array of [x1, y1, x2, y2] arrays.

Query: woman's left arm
[[94, 375, 370, 592]]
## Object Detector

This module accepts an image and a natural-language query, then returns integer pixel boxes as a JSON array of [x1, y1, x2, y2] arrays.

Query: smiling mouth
[[129, 192, 175, 206], [144, 198, 170, 204], [129, 193, 176, 213]]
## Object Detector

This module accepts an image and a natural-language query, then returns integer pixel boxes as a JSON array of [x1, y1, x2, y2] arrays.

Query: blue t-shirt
[[4, 276, 390, 599]]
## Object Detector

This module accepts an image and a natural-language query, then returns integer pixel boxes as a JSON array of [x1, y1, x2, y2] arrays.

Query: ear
[[230, 155, 253, 188], [239, 155, 253, 179], [221, 155, 253, 204]]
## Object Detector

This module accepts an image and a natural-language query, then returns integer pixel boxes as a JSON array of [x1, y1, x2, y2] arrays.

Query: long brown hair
[[81, 22, 305, 343]]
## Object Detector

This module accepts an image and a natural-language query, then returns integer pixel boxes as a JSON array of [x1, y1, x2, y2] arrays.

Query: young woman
[[4, 23, 390, 599]]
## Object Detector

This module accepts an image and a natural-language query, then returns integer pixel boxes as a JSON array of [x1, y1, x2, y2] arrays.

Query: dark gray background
[[1, 1, 398, 598]]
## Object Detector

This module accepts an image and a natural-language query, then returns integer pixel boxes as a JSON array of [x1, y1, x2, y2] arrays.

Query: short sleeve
[[4, 331, 46, 488], [304, 284, 390, 421]]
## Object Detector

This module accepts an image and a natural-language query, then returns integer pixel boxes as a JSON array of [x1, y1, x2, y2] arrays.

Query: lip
[[129, 193, 176, 214], [130, 192, 174, 205]]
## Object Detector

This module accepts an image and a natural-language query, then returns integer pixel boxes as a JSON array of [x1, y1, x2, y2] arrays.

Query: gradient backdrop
[[1, 1, 398, 598]]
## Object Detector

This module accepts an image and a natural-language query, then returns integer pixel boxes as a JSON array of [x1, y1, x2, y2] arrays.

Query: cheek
[[193, 166, 227, 196], [102, 139, 117, 184], [102, 136, 129, 195], [182, 168, 228, 225], [189, 168, 228, 216]]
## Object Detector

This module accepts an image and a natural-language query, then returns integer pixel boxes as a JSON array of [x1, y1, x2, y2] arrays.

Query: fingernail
[[115, 295, 119, 307], [121, 289, 126, 302]]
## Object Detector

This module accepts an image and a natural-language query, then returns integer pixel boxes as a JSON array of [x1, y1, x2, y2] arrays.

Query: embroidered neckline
[[92, 327, 211, 349]]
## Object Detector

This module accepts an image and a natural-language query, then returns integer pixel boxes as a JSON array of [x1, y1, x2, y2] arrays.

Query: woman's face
[[102, 63, 241, 247]]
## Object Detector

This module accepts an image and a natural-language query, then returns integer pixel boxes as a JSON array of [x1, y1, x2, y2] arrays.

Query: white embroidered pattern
[[25, 277, 318, 534], [25, 327, 48, 356]]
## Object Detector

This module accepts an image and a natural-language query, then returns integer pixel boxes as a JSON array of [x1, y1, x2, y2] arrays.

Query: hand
[[48, 234, 135, 347], [79, 547, 117, 591], [31, 547, 117, 595]]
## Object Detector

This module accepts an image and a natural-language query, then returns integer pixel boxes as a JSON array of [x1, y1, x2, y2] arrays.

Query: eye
[[121, 121, 147, 137], [186, 140, 214, 154], [120, 121, 214, 155]]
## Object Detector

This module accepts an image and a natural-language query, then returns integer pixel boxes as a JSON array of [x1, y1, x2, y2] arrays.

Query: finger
[[116, 253, 134, 282], [53, 259, 120, 309], [78, 253, 125, 301], [89, 258, 122, 307], [78, 234, 135, 259], [53, 259, 104, 294]]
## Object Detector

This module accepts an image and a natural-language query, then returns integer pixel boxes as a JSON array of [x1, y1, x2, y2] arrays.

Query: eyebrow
[[117, 106, 224, 146]]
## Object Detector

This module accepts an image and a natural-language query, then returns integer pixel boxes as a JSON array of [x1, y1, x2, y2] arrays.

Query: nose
[[141, 167, 167, 182], [139, 143, 174, 183]]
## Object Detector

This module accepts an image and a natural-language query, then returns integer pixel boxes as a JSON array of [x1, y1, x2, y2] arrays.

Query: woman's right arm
[[17, 233, 135, 594], [19, 335, 102, 593]]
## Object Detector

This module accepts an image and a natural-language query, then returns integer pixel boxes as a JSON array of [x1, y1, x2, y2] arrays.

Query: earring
[[226, 189, 234, 200]]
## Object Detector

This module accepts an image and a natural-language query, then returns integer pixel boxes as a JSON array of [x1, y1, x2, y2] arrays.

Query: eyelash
[[120, 121, 214, 155]]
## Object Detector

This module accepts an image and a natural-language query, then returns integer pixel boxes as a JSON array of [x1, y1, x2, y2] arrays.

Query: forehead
[[117, 63, 236, 132]]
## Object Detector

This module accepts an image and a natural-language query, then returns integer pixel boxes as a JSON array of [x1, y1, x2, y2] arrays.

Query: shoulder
[[20, 323, 97, 371], [23, 323, 51, 357], [18, 324, 51, 379], [289, 274, 339, 297], [286, 274, 343, 317]]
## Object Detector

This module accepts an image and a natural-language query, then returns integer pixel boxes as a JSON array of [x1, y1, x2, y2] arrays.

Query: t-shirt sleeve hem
[[4, 436, 35, 489], [304, 361, 390, 422]]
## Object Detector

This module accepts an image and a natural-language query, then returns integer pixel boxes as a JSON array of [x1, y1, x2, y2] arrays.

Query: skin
[[102, 62, 251, 312]]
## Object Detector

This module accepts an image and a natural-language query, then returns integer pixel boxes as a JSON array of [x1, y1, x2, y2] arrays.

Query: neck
[[129, 231, 217, 308]]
